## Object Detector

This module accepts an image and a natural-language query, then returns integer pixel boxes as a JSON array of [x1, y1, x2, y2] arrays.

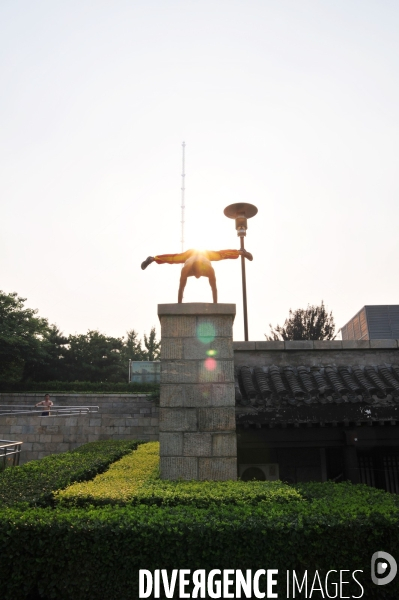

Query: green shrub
[[56, 441, 160, 506], [0, 500, 398, 600], [56, 442, 399, 513], [1, 444, 399, 599], [0, 440, 140, 508], [56, 441, 304, 508]]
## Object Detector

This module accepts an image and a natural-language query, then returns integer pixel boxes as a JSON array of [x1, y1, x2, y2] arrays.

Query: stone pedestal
[[158, 303, 237, 480]]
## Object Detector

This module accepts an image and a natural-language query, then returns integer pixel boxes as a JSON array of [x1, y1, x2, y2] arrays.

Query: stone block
[[370, 339, 398, 349], [159, 315, 197, 338], [9, 425, 23, 434], [183, 338, 233, 360], [159, 408, 197, 432], [197, 315, 234, 338], [50, 434, 64, 443], [111, 418, 126, 427], [160, 457, 198, 480], [313, 341, 343, 350], [255, 341, 285, 350], [159, 432, 183, 456], [211, 384, 235, 407], [57, 443, 71, 453], [64, 417, 78, 427], [25, 452, 39, 461], [22, 442, 33, 452], [198, 457, 237, 481], [342, 340, 370, 349], [159, 303, 235, 317], [37, 452, 50, 459], [198, 360, 234, 383], [105, 426, 118, 434], [89, 418, 101, 427], [212, 433, 237, 456], [183, 433, 212, 456], [161, 338, 183, 359], [198, 407, 236, 432], [161, 361, 198, 384], [285, 341, 314, 350], [233, 341, 256, 351], [39, 434, 52, 443], [44, 442, 61, 453], [182, 384, 213, 407]]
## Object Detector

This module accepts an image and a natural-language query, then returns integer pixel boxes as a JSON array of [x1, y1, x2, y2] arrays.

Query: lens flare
[[206, 349, 217, 357], [204, 358, 217, 371], [197, 322, 215, 344]]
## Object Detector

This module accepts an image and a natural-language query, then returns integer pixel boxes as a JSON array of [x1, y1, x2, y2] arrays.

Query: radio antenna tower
[[181, 141, 186, 252]]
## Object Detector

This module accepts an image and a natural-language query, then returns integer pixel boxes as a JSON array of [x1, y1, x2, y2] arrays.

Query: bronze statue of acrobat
[[141, 248, 253, 303]]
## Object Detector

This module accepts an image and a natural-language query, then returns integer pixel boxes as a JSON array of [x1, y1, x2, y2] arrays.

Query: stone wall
[[0, 393, 158, 463], [233, 339, 399, 368], [1, 339, 398, 469]]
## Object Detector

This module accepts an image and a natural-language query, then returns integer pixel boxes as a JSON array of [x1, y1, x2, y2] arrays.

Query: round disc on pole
[[224, 202, 258, 219]]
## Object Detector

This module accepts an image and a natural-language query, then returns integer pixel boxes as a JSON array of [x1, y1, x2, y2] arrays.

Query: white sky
[[1, 0, 398, 342]]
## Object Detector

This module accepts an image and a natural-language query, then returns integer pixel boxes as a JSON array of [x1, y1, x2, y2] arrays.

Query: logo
[[371, 551, 397, 586]]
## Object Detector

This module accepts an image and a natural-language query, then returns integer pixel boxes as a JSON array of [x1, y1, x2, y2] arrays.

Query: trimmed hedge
[[1, 443, 399, 599], [0, 380, 160, 393], [57, 442, 303, 508], [0, 440, 140, 508], [0, 499, 398, 599], [56, 441, 160, 506]]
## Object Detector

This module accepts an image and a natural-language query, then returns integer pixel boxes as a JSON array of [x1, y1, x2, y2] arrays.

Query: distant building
[[340, 305, 399, 341]]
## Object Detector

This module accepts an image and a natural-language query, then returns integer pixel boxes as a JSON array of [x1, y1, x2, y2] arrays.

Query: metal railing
[[0, 405, 99, 417], [0, 440, 22, 470]]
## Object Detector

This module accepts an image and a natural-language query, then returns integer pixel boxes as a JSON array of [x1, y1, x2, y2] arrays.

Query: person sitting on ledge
[[141, 248, 253, 304]]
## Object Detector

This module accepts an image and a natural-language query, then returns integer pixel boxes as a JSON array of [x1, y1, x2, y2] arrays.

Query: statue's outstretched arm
[[206, 249, 253, 261]]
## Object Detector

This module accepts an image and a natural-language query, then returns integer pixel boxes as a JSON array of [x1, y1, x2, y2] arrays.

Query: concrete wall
[[0, 393, 159, 463]]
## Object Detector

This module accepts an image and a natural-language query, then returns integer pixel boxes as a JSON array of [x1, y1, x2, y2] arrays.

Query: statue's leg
[[141, 256, 155, 270], [208, 268, 217, 303], [154, 250, 193, 264], [178, 268, 188, 303]]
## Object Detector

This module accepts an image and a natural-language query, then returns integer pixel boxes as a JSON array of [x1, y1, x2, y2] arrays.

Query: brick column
[[158, 303, 237, 480]]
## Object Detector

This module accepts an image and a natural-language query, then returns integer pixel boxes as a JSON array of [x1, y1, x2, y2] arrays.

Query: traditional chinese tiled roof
[[235, 364, 399, 427], [236, 364, 399, 407]]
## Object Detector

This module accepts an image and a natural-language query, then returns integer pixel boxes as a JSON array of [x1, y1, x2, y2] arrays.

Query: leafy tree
[[30, 325, 69, 381], [143, 327, 161, 361], [1, 289, 161, 384], [266, 301, 335, 341], [122, 329, 145, 361], [0, 291, 50, 381], [63, 330, 125, 382]]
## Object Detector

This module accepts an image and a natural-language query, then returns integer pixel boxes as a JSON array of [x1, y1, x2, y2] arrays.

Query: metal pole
[[240, 236, 249, 341], [223, 203, 257, 343]]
